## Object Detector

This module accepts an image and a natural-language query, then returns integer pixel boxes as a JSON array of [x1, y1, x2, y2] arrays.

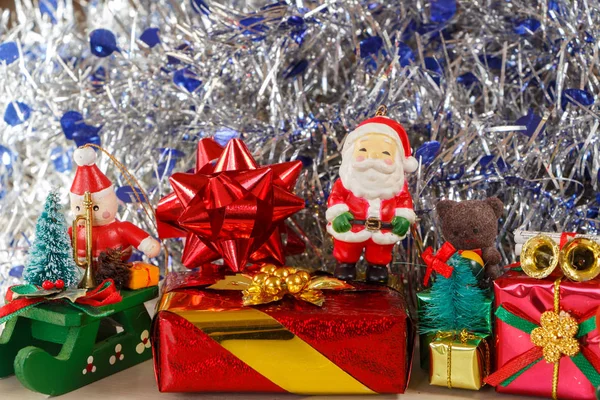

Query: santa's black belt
[[352, 217, 393, 231]]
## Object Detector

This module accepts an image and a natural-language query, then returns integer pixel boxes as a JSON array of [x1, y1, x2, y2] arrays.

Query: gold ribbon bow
[[242, 264, 353, 306], [529, 279, 581, 399]]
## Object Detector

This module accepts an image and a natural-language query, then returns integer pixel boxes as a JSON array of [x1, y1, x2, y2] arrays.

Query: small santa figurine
[[326, 109, 417, 284], [68, 147, 161, 263]]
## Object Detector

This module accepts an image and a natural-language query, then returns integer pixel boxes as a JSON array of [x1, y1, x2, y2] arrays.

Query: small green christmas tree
[[24, 190, 79, 287], [420, 253, 489, 334]]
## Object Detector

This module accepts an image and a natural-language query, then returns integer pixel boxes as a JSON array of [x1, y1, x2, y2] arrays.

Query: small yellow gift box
[[429, 330, 490, 390], [126, 262, 159, 290]]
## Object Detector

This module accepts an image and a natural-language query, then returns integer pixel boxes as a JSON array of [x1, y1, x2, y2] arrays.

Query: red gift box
[[152, 270, 414, 394], [489, 271, 600, 399]]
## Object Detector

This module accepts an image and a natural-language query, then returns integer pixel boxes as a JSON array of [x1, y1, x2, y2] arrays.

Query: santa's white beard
[[339, 150, 405, 200]]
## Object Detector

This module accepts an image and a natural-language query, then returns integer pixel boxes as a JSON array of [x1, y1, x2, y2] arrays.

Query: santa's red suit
[[326, 114, 417, 266], [326, 179, 415, 265], [68, 146, 159, 261], [69, 221, 149, 260]]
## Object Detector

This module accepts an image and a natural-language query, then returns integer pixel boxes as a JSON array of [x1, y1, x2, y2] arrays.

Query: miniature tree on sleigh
[[23, 190, 79, 288]]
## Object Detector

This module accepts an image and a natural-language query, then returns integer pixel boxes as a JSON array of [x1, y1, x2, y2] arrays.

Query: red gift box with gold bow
[[151, 268, 414, 394], [486, 271, 600, 399]]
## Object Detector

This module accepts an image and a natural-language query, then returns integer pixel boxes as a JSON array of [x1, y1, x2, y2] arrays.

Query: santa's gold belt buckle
[[365, 217, 382, 231]]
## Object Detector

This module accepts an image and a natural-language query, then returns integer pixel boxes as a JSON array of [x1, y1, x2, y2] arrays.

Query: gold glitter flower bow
[[530, 310, 580, 364], [242, 264, 353, 306]]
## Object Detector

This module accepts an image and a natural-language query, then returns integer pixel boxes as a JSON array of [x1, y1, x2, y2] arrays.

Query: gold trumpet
[[72, 191, 96, 289], [520, 234, 600, 282]]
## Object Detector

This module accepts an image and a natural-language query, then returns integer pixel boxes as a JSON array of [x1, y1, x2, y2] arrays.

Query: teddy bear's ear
[[485, 197, 504, 218], [436, 200, 457, 219]]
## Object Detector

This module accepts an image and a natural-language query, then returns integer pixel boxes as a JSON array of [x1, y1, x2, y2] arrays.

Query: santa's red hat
[[343, 116, 419, 173], [70, 147, 113, 197]]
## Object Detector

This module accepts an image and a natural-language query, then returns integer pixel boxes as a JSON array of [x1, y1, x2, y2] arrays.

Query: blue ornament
[[116, 186, 145, 203], [415, 141, 440, 166], [398, 42, 415, 67], [158, 148, 185, 159], [158, 159, 178, 178], [50, 146, 74, 173], [562, 88, 594, 108], [596, 191, 600, 204], [191, 0, 210, 15], [9, 265, 24, 278], [430, 0, 456, 23], [39, 0, 58, 23], [90, 29, 119, 57], [515, 109, 545, 137], [478, 55, 503, 70], [214, 127, 240, 146], [167, 43, 192, 67], [287, 16, 304, 26], [457, 72, 479, 87], [296, 155, 313, 167], [588, 207, 599, 220], [0, 42, 19, 65], [359, 36, 383, 58], [424, 57, 443, 85], [514, 18, 541, 35], [584, 32, 595, 44], [60, 111, 84, 139], [291, 28, 307, 45], [72, 125, 102, 147], [4, 102, 31, 126], [0, 145, 15, 169], [140, 28, 160, 48], [283, 60, 308, 79], [127, 251, 144, 263], [240, 16, 268, 35], [173, 68, 202, 93]]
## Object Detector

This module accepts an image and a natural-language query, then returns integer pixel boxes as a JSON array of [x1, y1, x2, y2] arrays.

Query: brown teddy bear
[[436, 197, 504, 280]]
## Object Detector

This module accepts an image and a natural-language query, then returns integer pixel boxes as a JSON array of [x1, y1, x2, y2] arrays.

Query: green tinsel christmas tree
[[420, 254, 489, 334], [23, 190, 79, 287]]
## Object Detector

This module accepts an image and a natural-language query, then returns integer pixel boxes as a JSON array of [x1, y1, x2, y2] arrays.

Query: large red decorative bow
[[156, 138, 305, 272], [422, 242, 456, 286]]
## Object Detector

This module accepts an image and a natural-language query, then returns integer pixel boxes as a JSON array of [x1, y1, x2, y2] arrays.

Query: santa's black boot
[[334, 263, 357, 281], [366, 265, 389, 284]]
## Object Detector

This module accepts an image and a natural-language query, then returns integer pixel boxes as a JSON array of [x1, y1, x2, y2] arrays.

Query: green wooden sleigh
[[0, 287, 157, 395]]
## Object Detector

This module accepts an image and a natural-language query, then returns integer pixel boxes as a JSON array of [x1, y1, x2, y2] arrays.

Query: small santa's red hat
[[343, 116, 419, 173], [70, 147, 113, 196]]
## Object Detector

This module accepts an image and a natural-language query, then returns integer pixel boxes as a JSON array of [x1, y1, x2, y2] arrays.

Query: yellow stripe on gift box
[[171, 309, 375, 395]]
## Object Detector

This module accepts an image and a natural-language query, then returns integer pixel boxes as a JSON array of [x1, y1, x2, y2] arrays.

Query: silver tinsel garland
[[0, 0, 599, 296]]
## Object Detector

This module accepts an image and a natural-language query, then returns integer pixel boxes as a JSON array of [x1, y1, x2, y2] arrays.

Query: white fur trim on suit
[[372, 231, 403, 245], [367, 199, 381, 218], [326, 224, 371, 243], [394, 208, 417, 223], [325, 204, 349, 222]]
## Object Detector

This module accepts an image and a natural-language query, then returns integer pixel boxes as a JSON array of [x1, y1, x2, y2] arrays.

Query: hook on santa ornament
[[327, 106, 417, 284]]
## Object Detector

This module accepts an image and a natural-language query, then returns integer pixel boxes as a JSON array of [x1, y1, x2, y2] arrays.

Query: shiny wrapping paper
[[429, 332, 490, 390], [416, 290, 493, 370], [494, 271, 600, 399], [152, 270, 414, 394]]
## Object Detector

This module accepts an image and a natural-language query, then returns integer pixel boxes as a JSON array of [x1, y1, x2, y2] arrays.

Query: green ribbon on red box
[[485, 301, 600, 396]]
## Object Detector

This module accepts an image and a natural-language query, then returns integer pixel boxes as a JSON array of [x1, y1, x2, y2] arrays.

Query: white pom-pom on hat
[[403, 156, 419, 173], [73, 147, 97, 166]]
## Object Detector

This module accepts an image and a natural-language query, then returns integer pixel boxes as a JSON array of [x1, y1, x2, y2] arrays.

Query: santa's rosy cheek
[[355, 156, 365, 162], [384, 158, 393, 165], [102, 211, 111, 219]]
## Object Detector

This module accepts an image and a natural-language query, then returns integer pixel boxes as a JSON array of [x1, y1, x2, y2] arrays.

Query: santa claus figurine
[[68, 147, 161, 263], [326, 109, 417, 284]]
